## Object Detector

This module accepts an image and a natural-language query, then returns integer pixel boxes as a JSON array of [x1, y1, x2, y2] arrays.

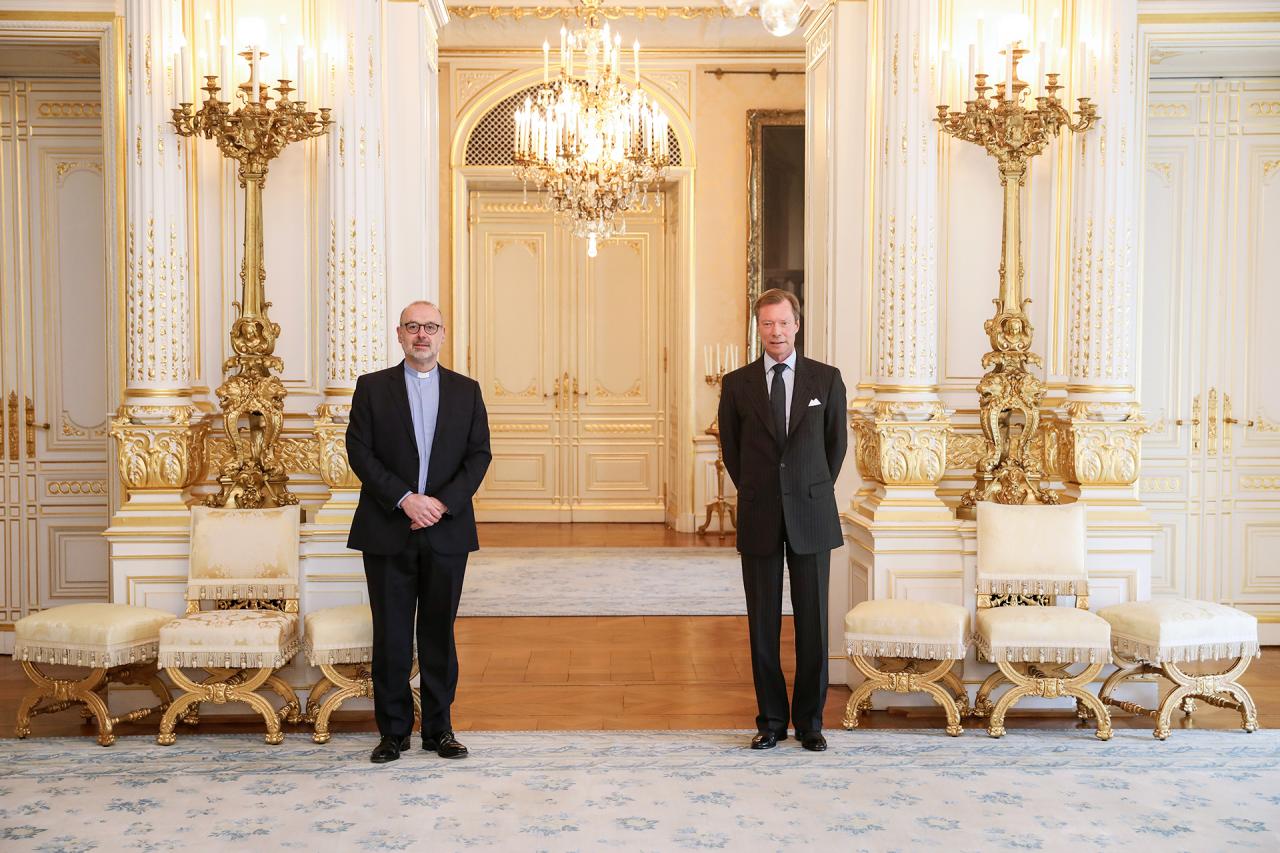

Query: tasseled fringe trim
[[845, 637, 967, 661], [305, 643, 374, 666], [974, 635, 1111, 665], [977, 579, 1089, 596], [158, 636, 300, 670], [186, 582, 298, 601], [14, 639, 159, 668], [1112, 636, 1261, 664]]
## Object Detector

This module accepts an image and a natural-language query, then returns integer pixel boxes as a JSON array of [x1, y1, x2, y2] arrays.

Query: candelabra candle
[[935, 41, 1099, 516]]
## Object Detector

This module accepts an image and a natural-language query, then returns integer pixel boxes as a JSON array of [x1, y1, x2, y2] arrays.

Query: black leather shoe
[[799, 731, 827, 752], [750, 731, 786, 750], [422, 730, 469, 759], [370, 734, 411, 764]]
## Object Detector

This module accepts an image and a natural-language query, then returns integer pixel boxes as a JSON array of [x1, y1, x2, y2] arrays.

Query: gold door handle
[[24, 397, 48, 459], [1207, 387, 1218, 456], [1175, 393, 1202, 452]]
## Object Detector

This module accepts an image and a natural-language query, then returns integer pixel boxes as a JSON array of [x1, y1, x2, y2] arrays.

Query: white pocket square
[[808, 398, 821, 407]]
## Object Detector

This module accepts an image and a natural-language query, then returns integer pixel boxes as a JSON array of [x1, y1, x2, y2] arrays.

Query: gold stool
[[1098, 598, 1260, 739], [842, 599, 971, 736], [13, 603, 174, 745], [303, 603, 420, 744]]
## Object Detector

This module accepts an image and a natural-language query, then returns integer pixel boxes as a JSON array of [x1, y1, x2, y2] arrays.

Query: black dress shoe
[[370, 734, 411, 764], [798, 731, 827, 752], [422, 730, 469, 759], [750, 731, 786, 750]]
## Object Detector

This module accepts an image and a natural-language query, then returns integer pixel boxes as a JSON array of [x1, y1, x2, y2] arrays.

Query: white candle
[[220, 42, 231, 95], [278, 16, 288, 80], [296, 45, 305, 100], [179, 44, 191, 101], [704, 345, 711, 376], [967, 43, 975, 92], [633, 39, 640, 84], [975, 17, 984, 74], [543, 40, 549, 82], [1050, 13, 1061, 70], [1038, 40, 1046, 91], [196, 48, 207, 94], [250, 48, 260, 101], [204, 13, 214, 58], [1078, 43, 1087, 93]]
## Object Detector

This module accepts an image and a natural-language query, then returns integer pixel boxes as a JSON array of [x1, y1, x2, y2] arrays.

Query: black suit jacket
[[346, 361, 492, 556], [717, 355, 848, 556]]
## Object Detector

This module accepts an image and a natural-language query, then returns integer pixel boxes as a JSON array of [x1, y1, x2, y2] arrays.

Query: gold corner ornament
[[936, 44, 1099, 517], [172, 53, 332, 508]]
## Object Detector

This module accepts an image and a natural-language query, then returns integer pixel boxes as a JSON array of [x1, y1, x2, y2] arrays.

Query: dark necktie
[[771, 363, 787, 448]]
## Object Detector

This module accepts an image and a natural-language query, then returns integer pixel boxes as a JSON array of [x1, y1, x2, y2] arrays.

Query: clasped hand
[[402, 493, 447, 530]]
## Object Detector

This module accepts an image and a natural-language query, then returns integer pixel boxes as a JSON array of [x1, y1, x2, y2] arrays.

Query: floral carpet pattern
[[458, 547, 792, 616], [1, 729, 1276, 851]]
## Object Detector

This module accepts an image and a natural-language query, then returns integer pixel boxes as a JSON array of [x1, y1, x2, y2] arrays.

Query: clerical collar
[[404, 363, 436, 380]]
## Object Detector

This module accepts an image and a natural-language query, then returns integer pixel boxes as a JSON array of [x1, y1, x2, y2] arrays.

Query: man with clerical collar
[[346, 300, 492, 764]]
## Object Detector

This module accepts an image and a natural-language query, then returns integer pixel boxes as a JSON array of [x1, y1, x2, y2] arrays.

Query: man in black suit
[[717, 288, 847, 752], [346, 301, 492, 764]]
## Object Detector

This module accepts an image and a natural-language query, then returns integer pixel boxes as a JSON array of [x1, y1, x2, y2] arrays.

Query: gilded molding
[[852, 402, 950, 487], [313, 404, 359, 490], [447, 5, 757, 21], [205, 435, 320, 477], [108, 405, 209, 492]]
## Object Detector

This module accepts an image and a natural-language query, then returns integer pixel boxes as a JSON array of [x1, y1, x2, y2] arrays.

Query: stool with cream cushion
[[1097, 598, 1260, 739], [156, 505, 303, 745], [14, 603, 174, 745], [842, 599, 971, 736], [303, 603, 420, 744], [972, 502, 1114, 740]]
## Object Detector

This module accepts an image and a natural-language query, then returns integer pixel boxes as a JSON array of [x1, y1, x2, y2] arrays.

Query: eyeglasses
[[402, 321, 442, 335]]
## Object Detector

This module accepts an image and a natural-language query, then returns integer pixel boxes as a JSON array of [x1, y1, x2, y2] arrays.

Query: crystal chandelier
[[513, 0, 670, 257]]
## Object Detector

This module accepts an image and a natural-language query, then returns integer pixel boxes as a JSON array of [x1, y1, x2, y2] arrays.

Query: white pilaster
[[1064, 0, 1149, 520], [851, 0, 951, 525], [108, 1, 204, 531]]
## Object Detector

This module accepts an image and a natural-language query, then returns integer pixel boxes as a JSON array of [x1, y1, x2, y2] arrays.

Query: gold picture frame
[[746, 109, 805, 360]]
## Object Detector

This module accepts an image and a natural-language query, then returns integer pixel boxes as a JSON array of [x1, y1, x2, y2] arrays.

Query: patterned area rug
[[458, 547, 792, 616], [1, 729, 1276, 850]]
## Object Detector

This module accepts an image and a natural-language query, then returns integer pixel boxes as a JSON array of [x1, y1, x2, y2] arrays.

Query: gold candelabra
[[936, 42, 1099, 518], [699, 344, 739, 539], [172, 51, 332, 508]]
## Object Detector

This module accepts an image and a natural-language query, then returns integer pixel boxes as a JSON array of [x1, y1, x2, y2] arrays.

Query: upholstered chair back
[[187, 505, 301, 603], [976, 502, 1088, 600]]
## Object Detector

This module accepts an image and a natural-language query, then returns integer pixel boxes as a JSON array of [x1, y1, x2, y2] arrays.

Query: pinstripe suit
[[717, 355, 847, 735]]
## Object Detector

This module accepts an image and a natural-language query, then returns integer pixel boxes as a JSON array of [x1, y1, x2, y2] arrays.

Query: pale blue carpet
[[0, 729, 1276, 850], [458, 547, 793, 617]]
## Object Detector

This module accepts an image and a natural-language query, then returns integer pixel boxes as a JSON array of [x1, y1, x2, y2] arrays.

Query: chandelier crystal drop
[[512, 0, 670, 257]]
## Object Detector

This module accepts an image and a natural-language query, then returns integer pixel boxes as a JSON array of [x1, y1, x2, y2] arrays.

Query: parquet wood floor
[[3, 523, 1276, 740]]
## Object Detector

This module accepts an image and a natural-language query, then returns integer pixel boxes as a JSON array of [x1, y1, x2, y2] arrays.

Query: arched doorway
[[450, 75, 695, 523]]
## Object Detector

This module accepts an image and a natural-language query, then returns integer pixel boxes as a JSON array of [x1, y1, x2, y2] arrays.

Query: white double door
[[0, 78, 111, 646], [468, 190, 668, 521], [1141, 77, 1280, 635]]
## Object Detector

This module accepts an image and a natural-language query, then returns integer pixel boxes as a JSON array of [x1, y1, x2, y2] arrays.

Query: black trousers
[[363, 532, 468, 739], [741, 544, 830, 736]]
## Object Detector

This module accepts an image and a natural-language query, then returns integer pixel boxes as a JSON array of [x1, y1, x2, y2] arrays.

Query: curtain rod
[[705, 68, 804, 80]]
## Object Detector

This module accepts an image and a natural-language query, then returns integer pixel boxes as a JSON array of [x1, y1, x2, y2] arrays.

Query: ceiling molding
[[447, 5, 759, 21]]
